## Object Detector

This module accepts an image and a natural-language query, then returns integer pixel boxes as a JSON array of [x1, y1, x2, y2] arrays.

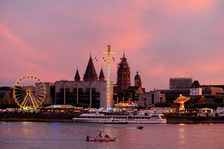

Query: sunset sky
[[1, 0, 224, 91]]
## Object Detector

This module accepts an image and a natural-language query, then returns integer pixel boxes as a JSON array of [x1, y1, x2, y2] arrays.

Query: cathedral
[[54, 52, 144, 107], [55, 56, 113, 108], [117, 53, 131, 94], [115, 53, 145, 103]]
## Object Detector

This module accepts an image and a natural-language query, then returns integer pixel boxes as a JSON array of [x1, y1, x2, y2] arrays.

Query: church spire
[[83, 56, 98, 81], [74, 69, 80, 81], [99, 68, 105, 81]]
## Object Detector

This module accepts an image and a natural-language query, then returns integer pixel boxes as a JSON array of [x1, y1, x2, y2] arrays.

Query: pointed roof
[[118, 52, 129, 71], [74, 69, 80, 81], [99, 68, 105, 81], [83, 56, 98, 81]]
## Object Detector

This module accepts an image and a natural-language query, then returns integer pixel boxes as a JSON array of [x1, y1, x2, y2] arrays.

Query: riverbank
[[165, 113, 224, 124], [1, 112, 224, 124], [0, 112, 77, 123]]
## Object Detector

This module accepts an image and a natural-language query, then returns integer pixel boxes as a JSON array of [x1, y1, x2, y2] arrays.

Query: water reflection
[[1, 122, 224, 149], [178, 124, 185, 145]]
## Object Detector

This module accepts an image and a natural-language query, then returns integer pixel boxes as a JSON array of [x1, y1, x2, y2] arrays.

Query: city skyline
[[1, 0, 224, 90]]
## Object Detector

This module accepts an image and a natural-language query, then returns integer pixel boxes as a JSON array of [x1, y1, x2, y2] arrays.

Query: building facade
[[54, 56, 112, 108], [169, 78, 193, 89], [190, 80, 202, 96], [116, 53, 131, 94], [138, 90, 165, 107]]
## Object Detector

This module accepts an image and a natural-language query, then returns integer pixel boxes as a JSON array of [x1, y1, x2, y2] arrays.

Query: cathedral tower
[[99, 68, 105, 81], [134, 71, 142, 88], [117, 53, 131, 93], [74, 69, 80, 81], [83, 56, 98, 81]]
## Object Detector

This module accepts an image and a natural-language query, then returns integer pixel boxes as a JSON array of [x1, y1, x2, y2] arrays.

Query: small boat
[[137, 122, 143, 129], [137, 125, 144, 129], [86, 136, 116, 142]]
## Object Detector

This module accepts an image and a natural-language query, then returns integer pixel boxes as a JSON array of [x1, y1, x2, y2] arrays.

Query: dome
[[191, 80, 201, 88], [134, 72, 141, 80]]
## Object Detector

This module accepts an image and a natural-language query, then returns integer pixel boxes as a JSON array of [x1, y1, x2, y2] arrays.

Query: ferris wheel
[[13, 74, 46, 109]]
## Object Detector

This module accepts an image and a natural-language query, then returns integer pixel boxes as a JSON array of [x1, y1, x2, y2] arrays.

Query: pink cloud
[[1, 0, 224, 90]]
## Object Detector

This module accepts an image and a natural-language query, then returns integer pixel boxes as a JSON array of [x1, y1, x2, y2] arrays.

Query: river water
[[0, 122, 223, 149]]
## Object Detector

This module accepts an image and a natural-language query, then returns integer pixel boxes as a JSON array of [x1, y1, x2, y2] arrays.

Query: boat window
[[152, 115, 159, 119]]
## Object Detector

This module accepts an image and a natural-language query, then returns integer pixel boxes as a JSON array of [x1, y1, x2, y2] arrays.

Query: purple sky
[[1, 0, 224, 91]]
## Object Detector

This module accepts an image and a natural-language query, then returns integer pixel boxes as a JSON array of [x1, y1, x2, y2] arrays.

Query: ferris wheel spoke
[[29, 94, 36, 107], [37, 90, 45, 94], [37, 88, 45, 91], [21, 94, 29, 107], [34, 95, 43, 104], [37, 93, 45, 97], [14, 86, 25, 91], [15, 93, 26, 97], [16, 96, 26, 103], [23, 96, 30, 107], [15, 93, 25, 98], [36, 85, 44, 89], [15, 90, 25, 95], [31, 94, 40, 107], [36, 96, 45, 100], [29, 94, 38, 108]]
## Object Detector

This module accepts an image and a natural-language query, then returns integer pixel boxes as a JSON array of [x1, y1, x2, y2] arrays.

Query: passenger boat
[[73, 112, 167, 124]]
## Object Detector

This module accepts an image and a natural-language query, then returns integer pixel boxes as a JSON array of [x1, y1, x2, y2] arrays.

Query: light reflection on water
[[0, 122, 224, 149]]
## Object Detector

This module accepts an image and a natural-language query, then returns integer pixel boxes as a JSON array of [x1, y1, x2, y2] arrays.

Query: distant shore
[[165, 114, 224, 124], [0, 112, 76, 123], [1, 112, 224, 124]]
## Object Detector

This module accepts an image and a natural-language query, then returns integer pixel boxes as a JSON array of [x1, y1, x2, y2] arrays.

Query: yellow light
[[101, 45, 118, 109]]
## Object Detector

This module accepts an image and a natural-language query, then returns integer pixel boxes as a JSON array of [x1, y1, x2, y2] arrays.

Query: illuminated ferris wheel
[[13, 74, 46, 109]]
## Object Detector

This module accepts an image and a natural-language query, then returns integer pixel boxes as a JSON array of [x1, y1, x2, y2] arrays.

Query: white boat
[[73, 112, 167, 124]]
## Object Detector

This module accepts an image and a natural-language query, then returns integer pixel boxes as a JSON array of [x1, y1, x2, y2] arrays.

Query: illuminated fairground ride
[[173, 94, 190, 111], [13, 74, 46, 110], [101, 45, 118, 110]]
